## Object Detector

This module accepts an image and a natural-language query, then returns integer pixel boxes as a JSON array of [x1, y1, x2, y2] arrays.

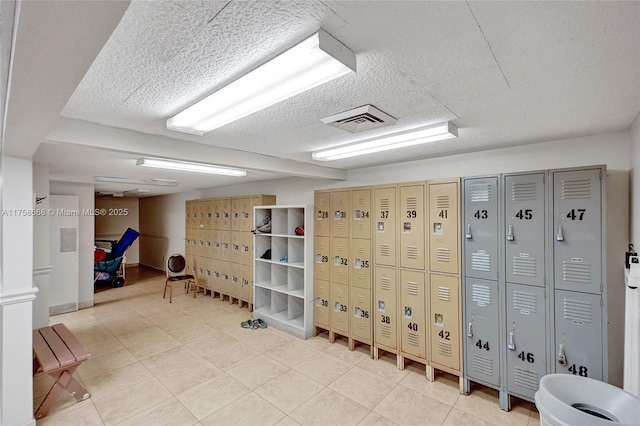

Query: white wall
[[630, 113, 640, 245], [50, 181, 95, 309], [95, 197, 140, 265], [139, 190, 200, 270]]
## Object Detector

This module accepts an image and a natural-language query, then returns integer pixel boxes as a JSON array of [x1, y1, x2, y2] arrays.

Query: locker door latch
[[467, 322, 473, 338], [557, 344, 567, 366], [507, 224, 515, 242], [556, 226, 564, 242], [508, 332, 516, 351], [465, 224, 472, 239]]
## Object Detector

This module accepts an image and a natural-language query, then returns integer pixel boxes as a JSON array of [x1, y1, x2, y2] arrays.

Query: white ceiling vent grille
[[321, 105, 397, 133]]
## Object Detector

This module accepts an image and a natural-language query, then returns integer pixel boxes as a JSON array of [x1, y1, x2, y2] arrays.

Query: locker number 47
[[566, 208, 586, 220]]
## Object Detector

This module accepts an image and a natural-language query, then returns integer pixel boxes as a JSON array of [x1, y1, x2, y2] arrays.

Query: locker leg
[[313, 326, 319, 337], [397, 355, 404, 370], [329, 331, 336, 343], [369, 345, 374, 359], [458, 376, 465, 394], [425, 365, 435, 382], [499, 389, 511, 412], [373, 346, 379, 360], [348, 337, 355, 351], [462, 378, 471, 395]]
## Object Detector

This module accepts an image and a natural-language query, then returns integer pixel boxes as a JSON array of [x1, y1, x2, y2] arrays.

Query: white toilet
[[535, 374, 640, 426]]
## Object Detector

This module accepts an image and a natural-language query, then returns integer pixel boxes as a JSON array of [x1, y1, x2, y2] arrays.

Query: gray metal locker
[[464, 278, 500, 386], [552, 169, 602, 295], [554, 289, 604, 381], [505, 173, 546, 287], [505, 283, 547, 400], [464, 177, 499, 281]]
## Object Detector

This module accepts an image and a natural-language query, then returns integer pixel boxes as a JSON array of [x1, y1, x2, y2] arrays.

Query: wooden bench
[[33, 323, 91, 419]]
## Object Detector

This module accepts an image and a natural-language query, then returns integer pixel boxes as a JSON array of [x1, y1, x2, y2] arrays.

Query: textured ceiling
[[2, 0, 638, 196]]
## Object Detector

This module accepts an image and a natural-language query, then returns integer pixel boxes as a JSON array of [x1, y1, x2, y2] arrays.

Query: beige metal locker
[[231, 196, 249, 231], [350, 238, 372, 290], [204, 230, 214, 259], [399, 183, 426, 270], [314, 190, 331, 237], [186, 200, 196, 229], [212, 230, 221, 260], [211, 259, 221, 293], [330, 282, 349, 335], [228, 262, 239, 298], [185, 228, 195, 255], [196, 229, 206, 257], [400, 269, 426, 360], [185, 254, 195, 281], [213, 198, 222, 230], [314, 279, 330, 328], [429, 273, 460, 371], [230, 231, 242, 264], [239, 265, 253, 303], [330, 190, 350, 238], [428, 180, 460, 275], [351, 187, 372, 240], [219, 261, 230, 296], [195, 200, 206, 229], [374, 266, 398, 351], [219, 230, 231, 261], [314, 236, 330, 282], [196, 256, 207, 289], [350, 286, 372, 343], [220, 197, 231, 230], [239, 232, 252, 266], [374, 185, 397, 267], [204, 257, 213, 293], [203, 199, 214, 230], [330, 237, 350, 285]]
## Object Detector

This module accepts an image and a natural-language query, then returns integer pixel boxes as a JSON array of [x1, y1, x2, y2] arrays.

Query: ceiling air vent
[[321, 105, 397, 133]]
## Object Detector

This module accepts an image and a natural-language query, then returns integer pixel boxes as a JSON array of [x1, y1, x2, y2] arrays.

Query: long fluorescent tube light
[[94, 176, 179, 187], [167, 29, 356, 135], [136, 158, 247, 177], [312, 122, 458, 161]]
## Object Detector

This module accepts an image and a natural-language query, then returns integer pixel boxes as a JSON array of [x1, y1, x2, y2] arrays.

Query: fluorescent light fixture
[[167, 29, 356, 135], [136, 158, 247, 177], [94, 176, 180, 187], [312, 122, 458, 161]]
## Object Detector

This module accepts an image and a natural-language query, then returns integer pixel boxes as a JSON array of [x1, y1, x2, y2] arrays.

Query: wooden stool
[[33, 324, 91, 419]]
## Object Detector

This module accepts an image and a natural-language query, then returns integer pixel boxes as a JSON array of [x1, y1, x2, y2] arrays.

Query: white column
[[32, 162, 51, 328], [0, 156, 37, 426]]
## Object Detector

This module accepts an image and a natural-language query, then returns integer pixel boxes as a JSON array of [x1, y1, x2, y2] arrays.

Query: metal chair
[[163, 254, 195, 303]]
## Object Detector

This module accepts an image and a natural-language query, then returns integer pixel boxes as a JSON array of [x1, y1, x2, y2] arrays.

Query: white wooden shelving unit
[[253, 204, 313, 339]]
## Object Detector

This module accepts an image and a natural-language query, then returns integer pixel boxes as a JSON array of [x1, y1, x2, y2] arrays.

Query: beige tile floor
[[34, 267, 540, 426]]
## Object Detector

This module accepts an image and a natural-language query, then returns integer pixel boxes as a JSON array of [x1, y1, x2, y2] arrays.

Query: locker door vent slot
[[406, 246, 418, 259], [436, 195, 450, 209], [438, 286, 451, 302], [513, 291, 538, 312], [439, 340, 452, 357], [562, 261, 592, 284], [355, 322, 365, 330], [356, 246, 366, 254], [379, 245, 391, 258], [337, 288, 345, 298], [437, 248, 451, 263], [406, 281, 419, 296], [407, 333, 420, 346], [472, 252, 491, 272], [380, 324, 391, 337], [356, 271, 366, 280], [472, 284, 491, 305], [514, 367, 539, 390], [356, 294, 366, 303], [513, 257, 537, 277], [511, 182, 537, 201], [380, 198, 390, 210], [337, 269, 346, 278], [380, 277, 391, 291], [562, 179, 592, 200], [405, 197, 418, 210], [472, 354, 494, 376], [470, 184, 492, 202], [562, 298, 593, 323]]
